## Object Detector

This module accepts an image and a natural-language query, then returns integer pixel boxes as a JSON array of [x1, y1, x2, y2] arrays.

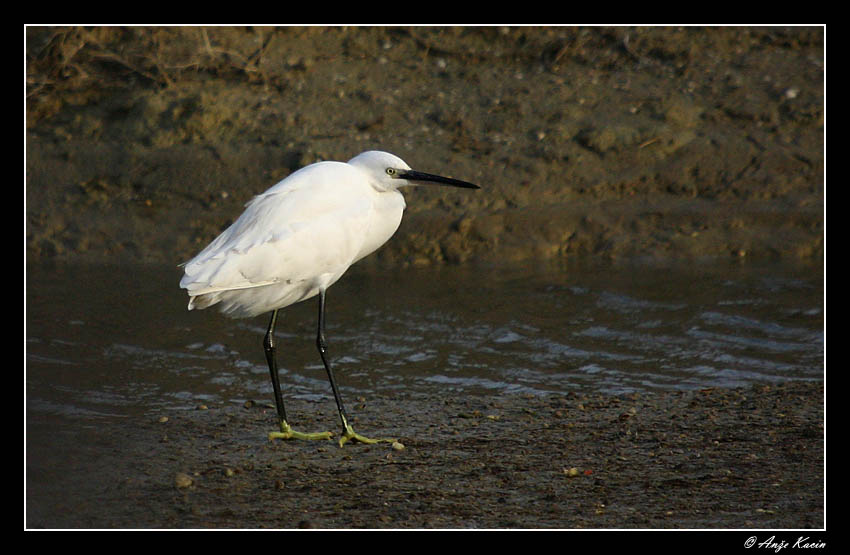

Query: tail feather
[[187, 292, 220, 311]]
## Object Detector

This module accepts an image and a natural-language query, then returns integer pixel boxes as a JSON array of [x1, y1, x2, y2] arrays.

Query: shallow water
[[26, 258, 824, 421]]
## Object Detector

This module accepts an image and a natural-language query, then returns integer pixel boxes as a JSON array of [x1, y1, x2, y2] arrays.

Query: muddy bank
[[25, 381, 823, 529], [25, 27, 825, 532], [25, 26, 823, 266]]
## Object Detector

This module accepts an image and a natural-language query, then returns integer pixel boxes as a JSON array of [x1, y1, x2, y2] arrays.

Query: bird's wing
[[180, 163, 374, 297]]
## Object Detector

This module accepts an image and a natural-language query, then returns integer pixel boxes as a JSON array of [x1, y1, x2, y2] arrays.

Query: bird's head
[[348, 150, 479, 192]]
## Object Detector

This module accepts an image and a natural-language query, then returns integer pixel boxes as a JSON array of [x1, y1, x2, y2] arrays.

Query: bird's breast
[[354, 189, 406, 263]]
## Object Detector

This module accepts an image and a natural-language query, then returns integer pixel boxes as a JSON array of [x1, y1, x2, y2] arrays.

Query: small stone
[[175, 472, 193, 488], [391, 441, 405, 451]]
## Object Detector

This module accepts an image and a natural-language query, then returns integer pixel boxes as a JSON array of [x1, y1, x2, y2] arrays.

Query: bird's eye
[[386, 168, 396, 176]]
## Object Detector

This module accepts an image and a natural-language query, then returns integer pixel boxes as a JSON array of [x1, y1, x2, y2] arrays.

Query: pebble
[[175, 472, 193, 488]]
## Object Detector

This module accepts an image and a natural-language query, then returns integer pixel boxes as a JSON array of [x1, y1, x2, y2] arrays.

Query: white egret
[[180, 151, 479, 447]]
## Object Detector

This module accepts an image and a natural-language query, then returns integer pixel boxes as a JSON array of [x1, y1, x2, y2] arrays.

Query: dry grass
[[26, 27, 285, 125]]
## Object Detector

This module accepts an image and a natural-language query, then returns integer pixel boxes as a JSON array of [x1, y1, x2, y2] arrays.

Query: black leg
[[265, 308, 332, 442], [315, 289, 394, 447], [316, 289, 350, 428], [263, 309, 286, 423]]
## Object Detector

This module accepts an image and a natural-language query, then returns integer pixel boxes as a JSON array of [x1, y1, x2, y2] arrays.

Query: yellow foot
[[268, 420, 332, 442], [338, 423, 395, 448]]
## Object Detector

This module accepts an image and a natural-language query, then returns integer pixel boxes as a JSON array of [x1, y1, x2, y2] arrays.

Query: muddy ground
[[26, 382, 823, 529], [25, 26, 823, 266], [25, 27, 825, 530]]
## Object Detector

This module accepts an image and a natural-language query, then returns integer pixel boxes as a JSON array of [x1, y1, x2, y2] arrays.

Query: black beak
[[399, 169, 480, 189]]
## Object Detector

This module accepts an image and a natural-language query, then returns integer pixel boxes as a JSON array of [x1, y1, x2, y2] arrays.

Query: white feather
[[180, 152, 409, 318]]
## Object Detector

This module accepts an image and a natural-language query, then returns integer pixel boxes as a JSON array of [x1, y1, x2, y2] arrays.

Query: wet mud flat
[[26, 381, 823, 529], [25, 27, 825, 532]]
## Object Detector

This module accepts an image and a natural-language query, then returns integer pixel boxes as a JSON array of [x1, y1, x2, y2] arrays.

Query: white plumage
[[180, 152, 409, 317], [179, 150, 479, 446]]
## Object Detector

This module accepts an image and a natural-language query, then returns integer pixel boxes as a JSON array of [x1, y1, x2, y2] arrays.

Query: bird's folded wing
[[181, 174, 374, 297]]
